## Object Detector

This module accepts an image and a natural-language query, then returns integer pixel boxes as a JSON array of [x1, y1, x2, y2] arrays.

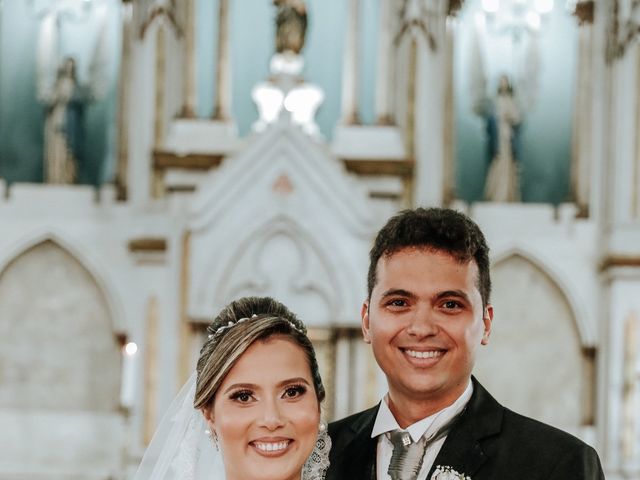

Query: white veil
[[133, 372, 224, 480], [132, 372, 330, 480]]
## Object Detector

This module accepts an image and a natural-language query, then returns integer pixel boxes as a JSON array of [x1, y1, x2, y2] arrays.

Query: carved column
[[442, 17, 456, 205], [599, 1, 640, 475], [341, 0, 360, 124], [180, 0, 196, 118], [571, 1, 595, 217], [213, 0, 231, 120], [116, 0, 133, 200], [375, 0, 394, 124], [413, 1, 448, 206]]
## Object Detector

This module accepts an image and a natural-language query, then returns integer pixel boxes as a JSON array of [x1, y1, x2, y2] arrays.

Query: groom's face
[[362, 247, 492, 417]]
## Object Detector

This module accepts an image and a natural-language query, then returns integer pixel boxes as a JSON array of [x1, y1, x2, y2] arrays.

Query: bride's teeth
[[254, 441, 289, 452], [405, 349, 442, 359]]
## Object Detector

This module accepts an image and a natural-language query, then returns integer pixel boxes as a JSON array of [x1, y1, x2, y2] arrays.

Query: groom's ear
[[361, 301, 371, 344]]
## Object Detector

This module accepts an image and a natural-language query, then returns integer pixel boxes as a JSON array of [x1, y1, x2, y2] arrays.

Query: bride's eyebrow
[[223, 383, 257, 394], [277, 377, 311, 388], [222, 377, 311, 395]]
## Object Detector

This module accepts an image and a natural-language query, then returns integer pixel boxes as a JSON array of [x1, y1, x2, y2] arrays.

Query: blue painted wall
[[0, 1, 121, 185], [454, 0, 577, 203]]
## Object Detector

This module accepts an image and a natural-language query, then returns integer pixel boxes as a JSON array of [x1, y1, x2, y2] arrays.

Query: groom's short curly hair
[[367, 207, 492, 307]]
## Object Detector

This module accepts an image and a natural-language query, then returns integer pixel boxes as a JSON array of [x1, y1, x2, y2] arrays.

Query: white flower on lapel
[[431, 465, 471, 480]]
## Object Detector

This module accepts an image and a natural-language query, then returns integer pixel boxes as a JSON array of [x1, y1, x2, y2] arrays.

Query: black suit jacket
[[327, 378, 604, 480]]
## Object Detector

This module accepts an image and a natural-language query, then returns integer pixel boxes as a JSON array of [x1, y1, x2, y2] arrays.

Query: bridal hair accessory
[[431, 466, 471, 480], [301, 420, 331, 480], [208, 313, 304, 341]]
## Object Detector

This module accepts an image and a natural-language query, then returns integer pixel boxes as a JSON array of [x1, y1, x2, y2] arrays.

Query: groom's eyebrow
[[379, 288, 416, 300]]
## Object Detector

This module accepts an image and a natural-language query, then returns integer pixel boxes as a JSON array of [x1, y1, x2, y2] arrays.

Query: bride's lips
[[249, 437, 293, 457]]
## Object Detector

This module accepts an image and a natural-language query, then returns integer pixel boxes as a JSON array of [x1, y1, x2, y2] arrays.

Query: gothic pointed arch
[[214, 215, 340, 327], [0, 238, 121, 411], [474, 251, 594, 436], [0, 230, 126, 334]]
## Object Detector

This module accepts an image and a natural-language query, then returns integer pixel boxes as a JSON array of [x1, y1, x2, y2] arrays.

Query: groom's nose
[[258, 397, 285, 430], [405, 305, 438, 338]]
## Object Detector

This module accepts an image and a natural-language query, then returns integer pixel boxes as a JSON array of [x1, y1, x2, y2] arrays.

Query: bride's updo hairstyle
[[194, 296, 325, 409]]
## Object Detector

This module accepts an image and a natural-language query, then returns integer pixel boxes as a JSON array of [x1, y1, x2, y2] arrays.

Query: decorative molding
[[606, 0, 640, 63], [341, 158, 414, 177], [447, 0, 464, 17], [573, 0, 594, 25], [600, 255, 640, 270], [395, 0, 439, 50], [127, 238, 167, 252], [153, 150, 225, 170], [139, 5, 182, 40]]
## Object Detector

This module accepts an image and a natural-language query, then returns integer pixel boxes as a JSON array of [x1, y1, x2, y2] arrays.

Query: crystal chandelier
[[480, 0, 554, 41]]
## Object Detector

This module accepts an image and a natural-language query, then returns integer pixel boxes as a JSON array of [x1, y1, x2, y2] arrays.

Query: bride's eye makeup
[[282, 384, 307, 399], [229, 389, 255, 403]]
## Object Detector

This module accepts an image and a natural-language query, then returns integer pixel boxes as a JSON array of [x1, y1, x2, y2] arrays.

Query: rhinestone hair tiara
[[208, 313, 304, 340]]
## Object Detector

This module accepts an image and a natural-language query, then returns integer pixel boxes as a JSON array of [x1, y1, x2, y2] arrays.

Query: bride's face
[[206, 335, 321, 480]]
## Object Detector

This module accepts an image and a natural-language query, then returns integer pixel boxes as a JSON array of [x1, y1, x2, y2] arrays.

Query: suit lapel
[[341, 405, 379, 480], [427, 378, 503, 479]]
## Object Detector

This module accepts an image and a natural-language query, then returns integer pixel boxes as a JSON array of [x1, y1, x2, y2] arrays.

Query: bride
[[133, 296, 330, 480]]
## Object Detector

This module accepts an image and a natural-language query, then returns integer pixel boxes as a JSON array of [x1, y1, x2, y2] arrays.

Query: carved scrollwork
[[607, 0, 640, 62]]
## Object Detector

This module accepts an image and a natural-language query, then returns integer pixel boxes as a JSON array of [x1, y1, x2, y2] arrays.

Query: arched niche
[[474, 253, 593, 431], [0, 240, 120, 411], [215, 218, 339, 328]]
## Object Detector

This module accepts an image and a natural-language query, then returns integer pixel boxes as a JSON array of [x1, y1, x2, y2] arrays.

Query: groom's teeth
[[254, 441, 290, 452], [405, 349, 443, 359]]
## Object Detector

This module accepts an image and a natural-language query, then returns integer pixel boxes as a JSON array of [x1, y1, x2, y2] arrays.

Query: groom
[[327, 207, 604, 480]]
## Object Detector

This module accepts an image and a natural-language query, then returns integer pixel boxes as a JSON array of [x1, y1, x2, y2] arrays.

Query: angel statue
[[274, 0, 307, 55], [36, 8, 110, 184], [469, 24, 540, 202]]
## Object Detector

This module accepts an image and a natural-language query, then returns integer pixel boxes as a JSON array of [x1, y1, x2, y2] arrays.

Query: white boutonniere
[[431, 465, 471, 480]]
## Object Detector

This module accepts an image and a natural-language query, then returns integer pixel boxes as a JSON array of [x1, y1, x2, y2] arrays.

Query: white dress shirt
[[370, 381, 473, 480]]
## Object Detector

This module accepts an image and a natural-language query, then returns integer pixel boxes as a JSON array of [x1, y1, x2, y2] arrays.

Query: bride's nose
[[258, 397, 286, 430]]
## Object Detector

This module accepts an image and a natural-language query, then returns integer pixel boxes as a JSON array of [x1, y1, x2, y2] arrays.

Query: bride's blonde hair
[[193, 296, 325, 410]]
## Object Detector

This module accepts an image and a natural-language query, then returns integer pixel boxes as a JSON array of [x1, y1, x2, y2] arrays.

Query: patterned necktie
[[386, 409, 465, 480], [387, 430, 427, 480]]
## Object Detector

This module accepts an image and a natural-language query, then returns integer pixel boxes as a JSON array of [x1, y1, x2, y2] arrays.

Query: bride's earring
[[205, 429, 219, 451]]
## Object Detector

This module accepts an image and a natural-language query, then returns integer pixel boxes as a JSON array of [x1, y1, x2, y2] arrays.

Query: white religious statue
[[469, 18, 540, 203], [36, 7, 110, 184], [479, 74, 522, 202], [42, 57, 86, 183], [252, 0, 323, 137], [274, 0, 307, 55]]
